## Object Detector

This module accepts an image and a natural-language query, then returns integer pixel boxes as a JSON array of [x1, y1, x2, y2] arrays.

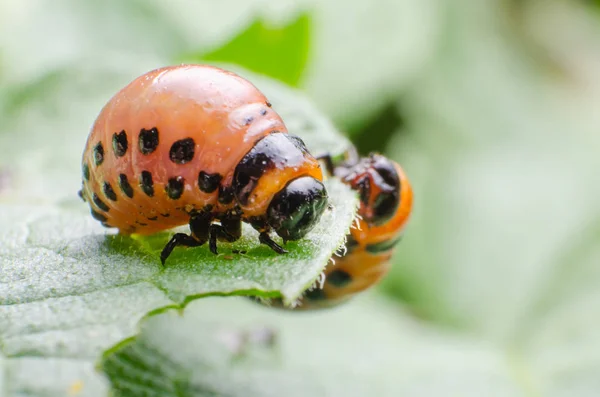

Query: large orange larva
[[79, 65, 328, 264]]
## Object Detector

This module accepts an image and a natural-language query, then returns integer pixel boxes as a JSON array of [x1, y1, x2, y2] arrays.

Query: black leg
[[160, 233, 203, 265], [189, 212, 212, 241], [160, 212, 211, 265], [259, 232, 288, 254], [208, 217, 242, 255]]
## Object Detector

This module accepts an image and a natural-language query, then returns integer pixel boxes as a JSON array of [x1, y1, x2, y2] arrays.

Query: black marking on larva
[[370, 155, 401, 225], [304, 288, 326, 301], [140, 171, 154, 197], [93, 142, 104, 166], [78, 189, 86, 202], [169, 138, 195, 164], [365, 235, 402, 254], [92, 193, 110, 212], [244, 116, 254, 125], [118, 174, 134, 198], [260, 108, 268, 116], [266, 101, 272, 107], [287, 135, 310, 155], [372, 155, 400, 187], [138, 127, 159, 155], [233, 133, 305, 205], [101, 222, 113, 228], [147, 216, 158, 221], [166, 176, 184, 200], [103, 182, 117, 201], [233, 150, 274, 205], [91, 209, 107, 222], [82, 163, 90, 181], [327, 269, 352, 288], [345, 234, 360, 253], [198, 171, 222, 193], [358, 177, 371, 206], [160, 213, 170, 218], [136, 221, 148, 226], [372, 191, 399, 225], [112, 130, 128, 157], [218, 185, 235, 204]]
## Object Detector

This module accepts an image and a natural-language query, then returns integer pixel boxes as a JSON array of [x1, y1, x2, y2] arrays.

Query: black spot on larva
[[233, 133, 302, 205], [93, 142, 104, 166], [160, 213, 170, 218], [373, 156, 400, 187], [266, 101, 272, 107], [304, 288, 326, 301], [101, 222, 113, 228], [103, 182, 117, 201], [365, 235, 402, 254], [82, 163, 90, 181], [118, 174, 134, 198], [92, 193, 110, 212], [169, 138, 195, 164], [147, 216, 158, 221], [327, 269, 352, 288], [140, 171, 154, 197], [260, 108, 267, 116], [136, 221, 148, 226], [233, 152, 272, 205], [138, 127, 159, 155], [345, 234, 359, 253], [166, 176, 184, 200], [371, 191, 399, 225], [91, 209, 107, 222], [112, 130, 128, 157], [218, 185, 235, 204], [358, 177, 371, 206], [198, 171, 222, 193]]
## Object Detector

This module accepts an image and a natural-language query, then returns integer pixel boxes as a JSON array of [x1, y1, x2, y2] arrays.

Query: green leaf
[[181, 13, 311, 87], [101, 297, 525, 397], [0, 65, 356, 396]]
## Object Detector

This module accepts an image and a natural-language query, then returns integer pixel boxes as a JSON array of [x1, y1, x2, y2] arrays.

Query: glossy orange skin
[[295, 158, 413, 309], [80, 65, 323, 234]]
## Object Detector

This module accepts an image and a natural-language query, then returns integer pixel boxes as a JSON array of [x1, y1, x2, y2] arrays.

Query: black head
[[267, 176, 328, 241]]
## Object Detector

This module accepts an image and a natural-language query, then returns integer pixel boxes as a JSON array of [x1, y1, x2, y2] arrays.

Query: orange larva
[[79, 65, 328, 264]]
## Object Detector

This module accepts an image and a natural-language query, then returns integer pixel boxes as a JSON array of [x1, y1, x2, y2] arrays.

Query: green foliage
[[182, 13, 311, 87]]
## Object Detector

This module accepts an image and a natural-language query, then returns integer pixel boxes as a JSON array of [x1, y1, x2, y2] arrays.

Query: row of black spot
[[83, 166, 226, 204], [84, 166, 227, 220], [92, 127, 197, 167]]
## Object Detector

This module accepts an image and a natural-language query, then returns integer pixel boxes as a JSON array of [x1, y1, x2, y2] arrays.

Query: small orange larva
[[280, 152, 413, 309]]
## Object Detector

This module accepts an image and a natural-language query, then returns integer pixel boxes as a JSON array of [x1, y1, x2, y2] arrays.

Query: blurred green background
[[1, 0, 600, 396]]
